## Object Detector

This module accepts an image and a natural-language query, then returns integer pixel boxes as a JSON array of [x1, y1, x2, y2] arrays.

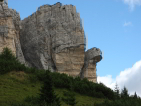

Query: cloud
[[123, 21, 132, 27], [98, 60, 141, 97], [122, 0, 141, 10], [97, 75, 115, 89]]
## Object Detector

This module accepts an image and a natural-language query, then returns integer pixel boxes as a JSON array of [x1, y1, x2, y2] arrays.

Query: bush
[[50, 72, 115, 100]]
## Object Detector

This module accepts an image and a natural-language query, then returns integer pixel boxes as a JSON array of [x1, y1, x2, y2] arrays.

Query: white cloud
[[123, 21, 132, 27], [122, 0, 141, 10], [98, 60, 141, 97], [97, 75, 115, 89]]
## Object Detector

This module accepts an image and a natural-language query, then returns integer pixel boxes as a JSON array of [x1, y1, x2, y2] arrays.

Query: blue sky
[[8, 0, 141, 95]]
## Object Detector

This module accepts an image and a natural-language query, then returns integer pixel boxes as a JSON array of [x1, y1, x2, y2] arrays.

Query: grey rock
[[0, 1, 103, 82], [20, 2, 85, 75], [85, 47, 102, 63], [0, 2, 25, 64], [80, 47, 102, 82]]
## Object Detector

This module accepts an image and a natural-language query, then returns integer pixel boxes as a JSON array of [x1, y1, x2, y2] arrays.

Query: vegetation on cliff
[[0, 48, 141, 106]]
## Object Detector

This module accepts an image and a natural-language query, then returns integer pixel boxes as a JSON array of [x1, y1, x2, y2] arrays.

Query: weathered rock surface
[[0, 1, 102, 82], [20, 2, 85, 76], [0, 1, 25, 64], [80, 47, 102, 82]]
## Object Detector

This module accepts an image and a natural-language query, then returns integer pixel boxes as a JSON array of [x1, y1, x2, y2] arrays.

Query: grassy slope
[[0, 71, 104, 106]]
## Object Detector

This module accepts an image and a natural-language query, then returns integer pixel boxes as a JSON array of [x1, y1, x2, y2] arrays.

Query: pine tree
[[0, 47, 27, 74], [114, 83, 120, 99], [39, 70, 61, 106], [133, 92, 138, 99], [121, 86, 129, 98], [0, 47, 16, 61]]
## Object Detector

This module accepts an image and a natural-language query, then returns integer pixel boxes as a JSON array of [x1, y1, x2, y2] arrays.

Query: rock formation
[[20, 3, 85, 77], [0, 1, 102, 82], [80, 48, 102, 82], [0, 0, 25, 64]]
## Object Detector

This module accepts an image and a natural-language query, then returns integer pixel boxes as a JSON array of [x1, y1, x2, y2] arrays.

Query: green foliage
[[114, 83, 120, 99], [134, 92, 138, 99], [94, 85, 141, 106], [0, 47, 115, 100], [94, 97, 141, 106], [1, 48, 141, 106], [121, 86, 129, 98], [62, 91, 77, 106], [0, 47, 27, 74], [51, 72, 115, 100], [22, 96, 40, 106], [39, 70, 61, 106], [0, 72, 103, 106]]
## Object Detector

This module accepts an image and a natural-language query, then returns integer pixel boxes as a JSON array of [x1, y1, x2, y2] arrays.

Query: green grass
[[0, 71, 41, 106], [55, 89, 104, 106], [0, 71, 104, 106]]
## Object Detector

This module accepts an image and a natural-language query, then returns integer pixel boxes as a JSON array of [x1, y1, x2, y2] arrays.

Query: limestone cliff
[[20, 2, 85, 77], [0, 1, 25, 64], [0, 1, 102, 83]]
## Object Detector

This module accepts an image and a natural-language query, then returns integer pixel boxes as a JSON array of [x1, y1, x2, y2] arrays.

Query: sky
[[8, 0, 141, 96]]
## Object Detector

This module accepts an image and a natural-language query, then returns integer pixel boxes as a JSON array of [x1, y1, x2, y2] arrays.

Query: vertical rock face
[[81, 47, 102, 82], [0, 1, 102, 82], [0, 1, 25, 64], [20, 3, 85, 76]]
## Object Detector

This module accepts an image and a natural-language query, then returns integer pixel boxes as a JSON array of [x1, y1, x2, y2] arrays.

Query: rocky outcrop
[[20, 2, 85, 76], [80, 47, 102, 82], [0, 1, 25, 64], [0, 1, 102, 82]]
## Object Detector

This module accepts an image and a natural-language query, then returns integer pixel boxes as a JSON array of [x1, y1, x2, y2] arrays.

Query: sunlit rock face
[[81, 47, 102, 83], [0, 1, 102, 81], [0, 1, 25, 64], [20, 2, 85, 76]]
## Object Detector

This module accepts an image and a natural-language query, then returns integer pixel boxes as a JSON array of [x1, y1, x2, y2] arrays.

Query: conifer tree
[[133, 92, 138, 99], [0, 47, 16, 61], [114, 83, 120, 99], [121, 86, 129, 98], [39, 70, 61, 106]]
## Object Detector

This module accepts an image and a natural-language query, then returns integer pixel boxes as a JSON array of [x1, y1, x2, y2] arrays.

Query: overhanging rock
[[80, 47, 102, 82]]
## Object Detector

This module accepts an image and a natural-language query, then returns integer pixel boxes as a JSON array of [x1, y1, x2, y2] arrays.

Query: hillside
[[0, 48, 110, 106], [0, 71, 104, 106], [0, 48, 141, 106]]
